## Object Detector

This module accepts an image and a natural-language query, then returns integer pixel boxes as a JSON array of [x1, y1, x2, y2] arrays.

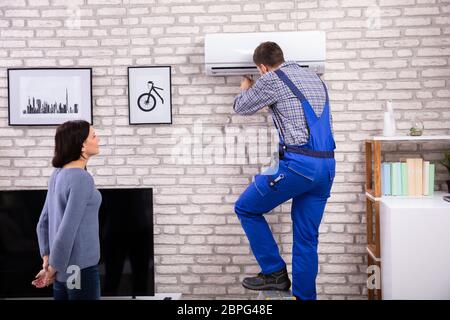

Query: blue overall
[[235, 69, 336, 300]]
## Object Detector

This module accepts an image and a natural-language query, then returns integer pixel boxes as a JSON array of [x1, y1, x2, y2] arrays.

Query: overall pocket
[[287, 160, 317, 181], [253, 173, 285, 197]]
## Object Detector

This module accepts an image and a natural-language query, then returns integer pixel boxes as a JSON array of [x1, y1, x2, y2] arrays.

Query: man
[[233, 42, 336, 300]]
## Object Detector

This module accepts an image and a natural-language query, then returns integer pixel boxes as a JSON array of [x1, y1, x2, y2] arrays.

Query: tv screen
[[0, 188, 154, 298]]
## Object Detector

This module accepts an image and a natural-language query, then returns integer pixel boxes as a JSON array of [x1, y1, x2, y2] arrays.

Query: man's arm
[[233, 75, 278, 115]]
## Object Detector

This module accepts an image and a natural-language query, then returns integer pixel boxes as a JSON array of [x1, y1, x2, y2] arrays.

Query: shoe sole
[[242, 282, 291, 291]]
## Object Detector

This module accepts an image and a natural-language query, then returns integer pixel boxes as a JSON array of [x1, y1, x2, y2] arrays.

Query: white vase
[[383, 112, 394, 136], [383, 100, 396, 136]]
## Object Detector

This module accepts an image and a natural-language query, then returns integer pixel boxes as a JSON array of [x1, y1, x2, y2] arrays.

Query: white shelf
[[367, 191, 450, 203], [380, 191, 450, 209], [380, 192, 450, 299], [372, 135, 450, 141]]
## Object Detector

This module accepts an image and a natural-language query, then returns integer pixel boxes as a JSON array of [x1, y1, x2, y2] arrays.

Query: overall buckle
[[278, 145, 286, 160]]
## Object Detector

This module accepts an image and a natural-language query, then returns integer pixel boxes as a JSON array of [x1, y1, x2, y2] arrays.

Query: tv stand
[[7, 293, 182, 300], [102, 293, 182, 300]]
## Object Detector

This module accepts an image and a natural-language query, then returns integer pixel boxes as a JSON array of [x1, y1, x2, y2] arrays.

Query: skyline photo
[[19, 75, 81, 116], [24, 88, 79, 115]]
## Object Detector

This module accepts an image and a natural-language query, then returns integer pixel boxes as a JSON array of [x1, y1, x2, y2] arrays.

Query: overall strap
[[320, 79, 329, 108]]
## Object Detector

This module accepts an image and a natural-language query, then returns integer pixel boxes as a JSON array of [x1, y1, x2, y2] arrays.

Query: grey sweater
[[36, 168, 102, 282]]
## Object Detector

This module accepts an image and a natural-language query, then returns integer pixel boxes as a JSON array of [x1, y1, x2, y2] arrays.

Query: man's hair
[[253, 41, 285, 67], [52, 120, 90, 168]]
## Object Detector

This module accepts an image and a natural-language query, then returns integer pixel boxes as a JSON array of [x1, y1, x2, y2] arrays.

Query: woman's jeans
[[53, 265, 100, 300]]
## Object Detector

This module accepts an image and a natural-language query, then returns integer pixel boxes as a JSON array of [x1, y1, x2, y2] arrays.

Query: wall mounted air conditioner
[[204, 31, 326, 76]]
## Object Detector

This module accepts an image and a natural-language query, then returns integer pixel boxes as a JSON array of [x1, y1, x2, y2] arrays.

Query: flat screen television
[[0, 188, 154, 298]]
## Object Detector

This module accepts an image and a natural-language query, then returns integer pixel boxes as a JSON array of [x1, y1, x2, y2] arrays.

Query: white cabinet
[[380, 192, 450, 299]]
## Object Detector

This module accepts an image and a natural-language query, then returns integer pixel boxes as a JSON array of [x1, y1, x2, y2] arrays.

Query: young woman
[[32, 120, 102, 300]]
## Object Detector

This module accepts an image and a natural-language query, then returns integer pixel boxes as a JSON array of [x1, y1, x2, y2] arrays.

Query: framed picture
[[7, 68, 92, 126], [128, 66, 172, 125]]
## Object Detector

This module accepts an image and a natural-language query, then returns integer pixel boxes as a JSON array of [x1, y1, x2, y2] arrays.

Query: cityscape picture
[[24, 89, 79, 115], [8, 68, 92, 125]]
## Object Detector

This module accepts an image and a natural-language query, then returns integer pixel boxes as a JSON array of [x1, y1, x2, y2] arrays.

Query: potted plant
[[409, 116, 424, 136], [441, 151, 450, 193]]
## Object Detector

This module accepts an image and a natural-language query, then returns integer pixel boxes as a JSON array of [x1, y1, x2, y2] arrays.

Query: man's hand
[[240, 76, 254, 90]]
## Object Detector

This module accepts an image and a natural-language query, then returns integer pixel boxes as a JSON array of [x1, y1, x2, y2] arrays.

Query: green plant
[[409, 127, 422, 136], [441, 151, 450, 176]]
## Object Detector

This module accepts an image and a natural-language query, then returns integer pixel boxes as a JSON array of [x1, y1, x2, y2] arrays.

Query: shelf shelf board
[[366, 244, 381, 262], [372, 135, 450, 141], [380, 191, 450, 209], [366, 191, 381, 202], [367, 191, 449, 203]]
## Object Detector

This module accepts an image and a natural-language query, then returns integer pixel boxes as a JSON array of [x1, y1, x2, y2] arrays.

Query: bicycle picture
[[128, 66, 172, 124], [137, 81, 164, 112]]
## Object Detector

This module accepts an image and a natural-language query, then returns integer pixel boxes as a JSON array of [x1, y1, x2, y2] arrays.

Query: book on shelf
[[381, 162, 391, 196], [406, 158, 415, 196], [401, 163, 408, 196], [423, 161, 430, 196], [391, 162, 402, 196], [381, 159, 435, 197], [429, 163, 435, 196], [414, 158, 423, 196]]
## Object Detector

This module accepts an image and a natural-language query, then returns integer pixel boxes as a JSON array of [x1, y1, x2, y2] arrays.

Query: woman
[[32, 120, 102, 300]]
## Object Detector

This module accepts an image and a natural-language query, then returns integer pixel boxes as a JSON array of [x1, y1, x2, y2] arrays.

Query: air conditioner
[[204, 31, 326, 76]]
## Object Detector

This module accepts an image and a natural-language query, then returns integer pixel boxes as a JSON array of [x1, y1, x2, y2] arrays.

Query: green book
[[429, 163, 435, 195], [401, 163, 408, 196], [391, 162, 401, 196]]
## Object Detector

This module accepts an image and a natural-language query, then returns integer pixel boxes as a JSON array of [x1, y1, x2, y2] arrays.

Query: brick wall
[[0, 0, 449, 299]]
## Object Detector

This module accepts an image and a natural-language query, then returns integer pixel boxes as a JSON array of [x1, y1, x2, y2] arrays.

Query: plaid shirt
[[234, 61, 333, 146]]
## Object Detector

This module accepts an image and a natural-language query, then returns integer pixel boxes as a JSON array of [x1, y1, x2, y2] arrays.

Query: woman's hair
[[52, 120, 90, 168], [253, 41, 285, 67]]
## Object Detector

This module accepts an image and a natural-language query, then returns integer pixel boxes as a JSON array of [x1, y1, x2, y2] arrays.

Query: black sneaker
[[242, 267, 291, 291]]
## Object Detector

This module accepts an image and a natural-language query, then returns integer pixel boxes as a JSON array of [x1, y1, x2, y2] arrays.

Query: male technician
[[233, 42, 336, 300]]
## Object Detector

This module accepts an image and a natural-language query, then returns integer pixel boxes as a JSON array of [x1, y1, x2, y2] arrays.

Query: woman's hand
[[31, 264, 56, 288], [42, 255, 49, 271], [46, 266, 57, 284], [31, 269, 46, 288]]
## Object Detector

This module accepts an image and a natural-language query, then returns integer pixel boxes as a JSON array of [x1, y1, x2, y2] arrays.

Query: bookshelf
[[364, 135, 450, 300]]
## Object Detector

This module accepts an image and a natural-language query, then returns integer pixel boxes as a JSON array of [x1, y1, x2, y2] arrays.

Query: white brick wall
[[0, 0, 449, 299]]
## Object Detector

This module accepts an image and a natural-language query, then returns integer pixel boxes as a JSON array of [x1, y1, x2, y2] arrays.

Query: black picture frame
[[128, 66, 172, 125], [7, 68, 93, 126]]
